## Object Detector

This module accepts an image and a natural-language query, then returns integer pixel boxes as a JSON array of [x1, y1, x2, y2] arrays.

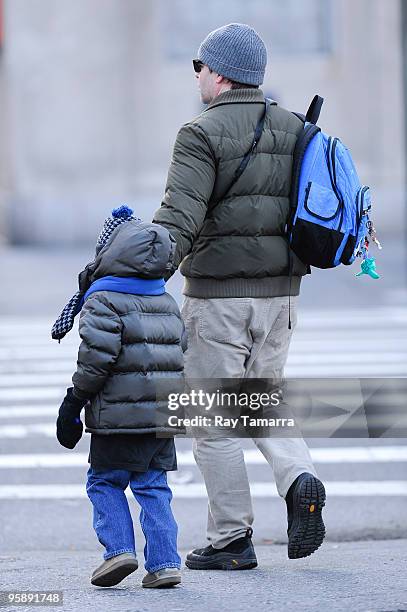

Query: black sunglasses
[[193, 59, 204, 73]]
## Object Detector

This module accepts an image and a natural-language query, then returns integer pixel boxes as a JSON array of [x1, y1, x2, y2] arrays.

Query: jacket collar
[[204, 88, 267, 111]]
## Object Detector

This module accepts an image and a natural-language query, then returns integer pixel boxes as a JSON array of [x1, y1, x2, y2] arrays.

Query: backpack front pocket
[[303, 181, 342, 224]]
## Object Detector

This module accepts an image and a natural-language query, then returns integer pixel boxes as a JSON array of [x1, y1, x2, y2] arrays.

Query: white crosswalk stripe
[[0, 406, 57, 418], [1, 481, 406, 500], [0, 313, 406, 502], [1, 447, 407, 465]]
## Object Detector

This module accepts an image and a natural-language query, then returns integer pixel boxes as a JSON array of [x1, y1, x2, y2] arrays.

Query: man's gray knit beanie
[[197, 23, 267, 86]]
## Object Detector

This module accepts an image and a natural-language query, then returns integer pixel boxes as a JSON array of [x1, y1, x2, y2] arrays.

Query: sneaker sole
[[288, 475, 326, 560], [142, 575, 181, 588], [185, 553, 258, 571], [91, 559, 138, 587]]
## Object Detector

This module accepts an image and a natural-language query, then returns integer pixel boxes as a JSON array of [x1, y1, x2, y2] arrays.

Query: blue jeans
[[86, 467, 181, 573]]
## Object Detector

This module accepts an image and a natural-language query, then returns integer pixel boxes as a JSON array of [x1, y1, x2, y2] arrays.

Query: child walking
[[52, 206, 186, 588]]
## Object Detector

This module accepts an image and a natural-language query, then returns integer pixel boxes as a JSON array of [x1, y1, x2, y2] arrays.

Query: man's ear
[[215, 74, 228, 85]]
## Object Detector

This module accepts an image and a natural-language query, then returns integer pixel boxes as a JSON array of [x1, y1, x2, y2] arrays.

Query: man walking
[[153, 23, 326, 569]]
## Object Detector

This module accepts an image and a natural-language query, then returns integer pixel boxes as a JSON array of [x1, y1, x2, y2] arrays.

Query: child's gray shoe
[[91, 552, 138, 587], [142, 568, 181, 588]]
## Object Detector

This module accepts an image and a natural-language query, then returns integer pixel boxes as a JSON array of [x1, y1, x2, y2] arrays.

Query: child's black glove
[[56, 387, 90, 449]]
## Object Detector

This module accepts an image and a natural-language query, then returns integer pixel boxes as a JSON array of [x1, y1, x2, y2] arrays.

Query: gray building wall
[[0, 0, 405, 244], [2, 0, 161, 244], [0, 29, 11, 245]]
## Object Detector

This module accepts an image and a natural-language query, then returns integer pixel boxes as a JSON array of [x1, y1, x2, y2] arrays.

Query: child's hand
[[56, 387, 88, 449], [56, 413, 83, 449]]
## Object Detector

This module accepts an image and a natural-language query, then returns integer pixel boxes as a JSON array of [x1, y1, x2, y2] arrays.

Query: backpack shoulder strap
[[286, 94, 324, 232], [208, 98, 273, 213], [292, 112, 306, 123], [287, 122, 321, 234]]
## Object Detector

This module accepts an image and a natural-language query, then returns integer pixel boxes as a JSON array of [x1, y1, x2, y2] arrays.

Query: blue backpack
[[287, 95, 375, 270]]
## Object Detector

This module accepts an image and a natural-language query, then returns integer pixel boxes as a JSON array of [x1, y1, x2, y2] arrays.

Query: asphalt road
[[1, 542, 406, 612]]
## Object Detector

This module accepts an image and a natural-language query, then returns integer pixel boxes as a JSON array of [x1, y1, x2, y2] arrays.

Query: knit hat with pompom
[[95, 205, 140, 254]]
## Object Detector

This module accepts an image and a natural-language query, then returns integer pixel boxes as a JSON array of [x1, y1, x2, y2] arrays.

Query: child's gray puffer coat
[[72, 219, 186, 435]]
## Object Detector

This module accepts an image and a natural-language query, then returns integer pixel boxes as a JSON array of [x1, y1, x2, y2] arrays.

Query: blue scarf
[[52, 275, 165, 341], [83, 276, 165, 304]]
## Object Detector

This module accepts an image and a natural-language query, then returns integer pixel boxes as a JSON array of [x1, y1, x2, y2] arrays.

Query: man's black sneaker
[[185, 528, 258, 570], [286, 472, 326, 559]]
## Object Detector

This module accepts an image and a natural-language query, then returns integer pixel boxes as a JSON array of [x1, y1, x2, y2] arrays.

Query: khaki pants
[[181, 295, 318, 548]]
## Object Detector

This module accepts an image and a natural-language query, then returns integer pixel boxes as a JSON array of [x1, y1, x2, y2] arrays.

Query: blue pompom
[[111, 205, 133, 219]]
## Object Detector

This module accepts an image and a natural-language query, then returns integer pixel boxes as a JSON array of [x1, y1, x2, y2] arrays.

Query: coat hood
[[79, 220, 176, 289]]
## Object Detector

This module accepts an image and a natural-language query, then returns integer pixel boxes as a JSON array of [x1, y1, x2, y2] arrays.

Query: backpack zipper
[[328, 137, 346, 231], [356, 185, 370, 228], [329, 138, 343, 203]]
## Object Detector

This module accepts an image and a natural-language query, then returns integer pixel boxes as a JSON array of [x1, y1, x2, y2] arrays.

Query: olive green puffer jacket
[[71, 220, 186, 435], [153, 87, 309, 298]]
